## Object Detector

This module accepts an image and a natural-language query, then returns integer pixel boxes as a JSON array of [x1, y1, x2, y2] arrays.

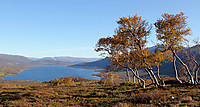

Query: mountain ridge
[[35, 56, 100, 63]]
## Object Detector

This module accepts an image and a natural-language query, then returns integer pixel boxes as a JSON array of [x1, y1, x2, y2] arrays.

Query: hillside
[[27, 60, 74, 67], [0, 54, 31, 63], [0, 54, 75, 67], [71, 45, 200, 78], [70, 58, 110, 71], [0, 54, 31, 67]]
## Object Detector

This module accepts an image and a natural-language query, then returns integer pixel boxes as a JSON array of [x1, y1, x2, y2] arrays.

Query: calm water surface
[[2, 66, 101, 81]]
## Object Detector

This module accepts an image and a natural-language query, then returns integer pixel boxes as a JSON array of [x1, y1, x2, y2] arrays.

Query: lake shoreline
[[2, 66, 101, 81], [0, 67, 28, 78]]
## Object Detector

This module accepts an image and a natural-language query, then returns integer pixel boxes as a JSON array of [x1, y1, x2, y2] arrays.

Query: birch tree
[[96, 14, 168, 87], [154, 12, 194, 84]]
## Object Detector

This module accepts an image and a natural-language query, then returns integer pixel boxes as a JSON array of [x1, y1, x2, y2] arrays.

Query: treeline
[[95, 12, 200, 88]]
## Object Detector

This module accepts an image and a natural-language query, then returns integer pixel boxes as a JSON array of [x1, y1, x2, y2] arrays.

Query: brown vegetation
[[0, 77, 199, 106]]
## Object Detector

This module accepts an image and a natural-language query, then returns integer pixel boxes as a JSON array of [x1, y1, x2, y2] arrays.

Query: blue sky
[[0, 0, 199, 58]]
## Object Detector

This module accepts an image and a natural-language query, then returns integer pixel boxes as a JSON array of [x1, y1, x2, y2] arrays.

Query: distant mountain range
[[33, 56, 100, 63], [0, 54, 101, 68]]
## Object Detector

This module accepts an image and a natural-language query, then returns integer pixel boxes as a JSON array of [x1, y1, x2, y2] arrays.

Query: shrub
[[100, 73, 121, 86], [180, 96, 193, 103], [1, 83, 22, 88], [131, 92, 166, 104], [52, 77, 75, 86], [113, 102, 132, 107]]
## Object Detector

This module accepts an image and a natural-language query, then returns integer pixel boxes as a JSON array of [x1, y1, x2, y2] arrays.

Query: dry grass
[[0, 77, 199, 106]]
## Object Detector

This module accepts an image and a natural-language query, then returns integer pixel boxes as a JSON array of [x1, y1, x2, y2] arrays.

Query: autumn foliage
[[96, 12, 199, 88]]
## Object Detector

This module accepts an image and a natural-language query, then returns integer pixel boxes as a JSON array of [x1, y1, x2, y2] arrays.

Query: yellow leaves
[[155, 12, 191, 51], [52, 77, 75, 86], [95, 12, 192, 72]]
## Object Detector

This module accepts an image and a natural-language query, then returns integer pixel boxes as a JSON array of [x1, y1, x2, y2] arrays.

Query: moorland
[[0, 77, 199, 106]]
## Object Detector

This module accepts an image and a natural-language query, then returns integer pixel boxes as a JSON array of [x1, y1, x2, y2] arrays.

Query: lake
[[2, 66, 101, 81]]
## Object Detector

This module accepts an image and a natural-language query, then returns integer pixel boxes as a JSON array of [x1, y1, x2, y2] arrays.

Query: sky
[[0, 0, 199, 58]]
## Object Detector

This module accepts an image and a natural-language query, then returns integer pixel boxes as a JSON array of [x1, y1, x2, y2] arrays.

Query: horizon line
[[0, 53, 102, 59]]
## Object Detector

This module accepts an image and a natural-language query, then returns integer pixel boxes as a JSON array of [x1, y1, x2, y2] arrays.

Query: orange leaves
[[117, 14, 150, 40], [95, 14, 153, 69], [155, 12, 191, 51], [95, 12, 192, 72]]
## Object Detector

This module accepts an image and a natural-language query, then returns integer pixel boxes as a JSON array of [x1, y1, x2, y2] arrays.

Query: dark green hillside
[[180, 45, 200, 61], [70, 58, 110, 70]]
